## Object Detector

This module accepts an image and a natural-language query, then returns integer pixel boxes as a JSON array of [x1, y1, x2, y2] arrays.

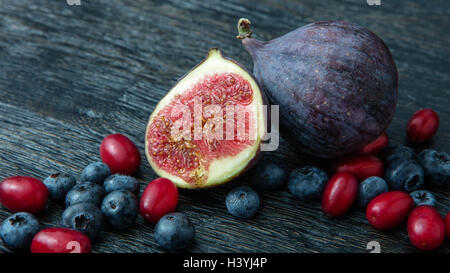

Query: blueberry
[[379, 145, 415, 165], [250, 161, 288, 190], [103, 174, 140, 195], [385, 159, 424, 192], [357, 176, 389, 208], [80, 162, 111, 184], [101, 190, 138, 230], [62, 202, 103, 240], [0, 212, 40, 250], [225, 186, 260, 219], [416, 149, 449, 186], [288, 166, 328, 201], [65, 182, 106, 207], [43, 172, 76, 201], [154, 212, 195, 251], [410, 190, 437, 207]]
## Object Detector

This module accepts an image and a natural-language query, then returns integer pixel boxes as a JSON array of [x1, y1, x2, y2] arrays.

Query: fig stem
[[236, 18, 252, 39]]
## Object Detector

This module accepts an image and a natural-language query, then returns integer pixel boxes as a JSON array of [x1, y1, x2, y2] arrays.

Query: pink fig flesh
[[145, 49, 267, 189]]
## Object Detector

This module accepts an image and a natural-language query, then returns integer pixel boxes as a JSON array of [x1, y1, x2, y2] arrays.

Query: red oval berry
[[445, 212, 450, 240], [334, 154, 384, 181], [100, 134, 141, 175], [0, 176, 48, 213], [366, 191, 413, 230], [406, 109, 439, 143], [407, 206, 445, 251], [359, 132, 389, 155], [31, 228, 91, 253], [140, 178, 178, 223], [321, 172, 358, 218]]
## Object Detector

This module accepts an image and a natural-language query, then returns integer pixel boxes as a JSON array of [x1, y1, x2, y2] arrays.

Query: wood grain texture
[[0, 0, 449, 253]]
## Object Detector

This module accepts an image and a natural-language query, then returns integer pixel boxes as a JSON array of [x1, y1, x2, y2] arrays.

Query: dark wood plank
[[0, 0, 448, 253]]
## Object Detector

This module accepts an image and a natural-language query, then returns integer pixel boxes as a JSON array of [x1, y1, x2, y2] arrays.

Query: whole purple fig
[[237, 18, 398, 158]]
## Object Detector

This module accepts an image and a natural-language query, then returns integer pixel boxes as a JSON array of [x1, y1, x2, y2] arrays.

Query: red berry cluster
[[320, 109, 448, 251], [0, 133, 181, 253]]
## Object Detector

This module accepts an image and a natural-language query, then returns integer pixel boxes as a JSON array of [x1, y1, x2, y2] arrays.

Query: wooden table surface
[[0, 0, 448, 253]]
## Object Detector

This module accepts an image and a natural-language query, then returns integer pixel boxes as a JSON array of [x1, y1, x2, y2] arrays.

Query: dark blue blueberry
[[288, 166, 328, 201], [410, 190, 437, 207], [250, 161, 288, 190], [62, 202, 103, 240], [80, 162, 111, 184], [385, 159, 424, 192], [65, 182, 106, 207], [416, 149, 449, 186], [379, 145, 415, 165], [154, 212, 195, 251], [357, 176, 389, 208], [225, 186, 260, 219], [43, 172, 76, 201], [101, 190, 138, 230], [0, 212, 40, 250], [103, 174, 140, 195]]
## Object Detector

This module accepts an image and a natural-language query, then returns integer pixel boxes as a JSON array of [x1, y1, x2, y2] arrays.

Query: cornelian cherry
[[100, 134, 141, 175], [0, 176, 48, 213], [31, 228, 91, 253], [140, 178, 178, 223], [334, 154, 384, 181], [366, 191, 413, 230], [406, 109, 439, 143], [321, 172, 358, 218], [407, 206, 445, 251], [359, 132, 389, 155]]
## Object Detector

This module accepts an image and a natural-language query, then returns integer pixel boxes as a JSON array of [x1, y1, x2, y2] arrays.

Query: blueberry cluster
[[59, 162, 142, 240], [224, 161, 329, 220], [382, 146, 449, 207], [0, 161, 142, 250], [226, 146, 448, 224], [0, 160, 197, 252]]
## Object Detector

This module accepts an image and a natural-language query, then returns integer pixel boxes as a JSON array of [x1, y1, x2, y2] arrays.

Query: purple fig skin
[[239, 19, 398, 158]]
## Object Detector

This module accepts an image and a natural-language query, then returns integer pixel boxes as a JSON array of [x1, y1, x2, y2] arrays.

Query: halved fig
[[145, 48, 267, 189]]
